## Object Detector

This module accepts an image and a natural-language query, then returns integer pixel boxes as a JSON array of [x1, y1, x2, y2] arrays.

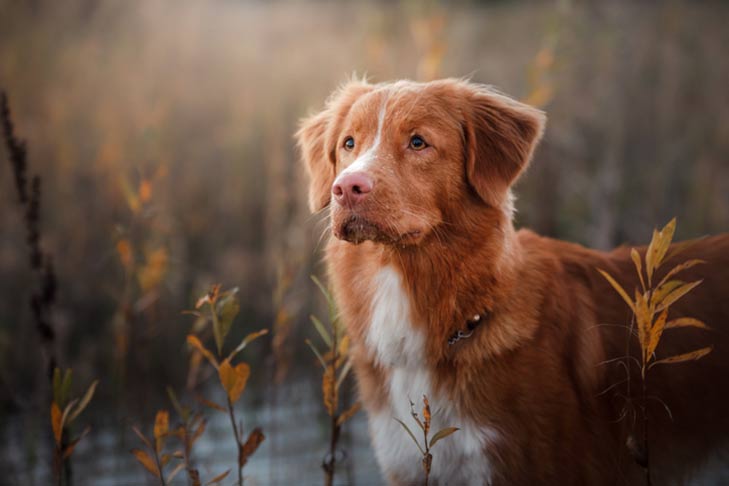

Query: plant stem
[[324, 315, 340, 486], [153, 447, 167, 486], [642, 374, 651, 486], [226, 397, 244, 486]]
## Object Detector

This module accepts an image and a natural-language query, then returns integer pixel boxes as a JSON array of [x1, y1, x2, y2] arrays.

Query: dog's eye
[[409, 135, 427, 150], [343, 137, 355, 151]]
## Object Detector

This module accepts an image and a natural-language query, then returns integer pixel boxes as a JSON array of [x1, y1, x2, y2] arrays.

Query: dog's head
[[296, 78, 545, 246]]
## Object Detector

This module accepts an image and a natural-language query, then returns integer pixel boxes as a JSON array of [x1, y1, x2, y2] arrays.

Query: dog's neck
[[381, 202, 532, 362]]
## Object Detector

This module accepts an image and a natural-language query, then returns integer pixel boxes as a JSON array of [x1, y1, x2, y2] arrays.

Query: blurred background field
[[0, 0, 728, 484]]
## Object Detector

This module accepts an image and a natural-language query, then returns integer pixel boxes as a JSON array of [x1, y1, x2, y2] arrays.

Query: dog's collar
[[448, 311, 488, 346]]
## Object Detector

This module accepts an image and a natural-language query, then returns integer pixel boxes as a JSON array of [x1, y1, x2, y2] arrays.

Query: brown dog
[[296, 78, 729, 485]]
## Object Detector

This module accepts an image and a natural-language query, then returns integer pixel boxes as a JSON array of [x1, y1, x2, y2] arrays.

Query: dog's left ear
[[463, 86, 546, 208], [296, 80, 372, 213]]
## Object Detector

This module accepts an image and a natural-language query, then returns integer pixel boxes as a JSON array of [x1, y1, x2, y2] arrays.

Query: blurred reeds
[[0, 0, 728, 482]]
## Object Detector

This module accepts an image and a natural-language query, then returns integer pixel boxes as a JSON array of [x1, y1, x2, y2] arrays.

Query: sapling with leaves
[[185, 284, 268, 486], [395, 395, 459, 486], [50, 368, 98, 486], [306, 276, 361, 486], [130, 410, 182, 485], [164, 386, 208, 484], [598, 218, 712, 486]]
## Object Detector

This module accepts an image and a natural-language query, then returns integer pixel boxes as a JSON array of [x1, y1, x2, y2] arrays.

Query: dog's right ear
[[296, 80, 372, 213]]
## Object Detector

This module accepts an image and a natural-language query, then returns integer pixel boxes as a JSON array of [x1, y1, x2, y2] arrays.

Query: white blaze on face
[[335, 98, 388, 184]]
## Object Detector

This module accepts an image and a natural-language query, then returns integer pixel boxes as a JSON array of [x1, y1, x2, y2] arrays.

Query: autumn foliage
[[598, 219, 712, 484]]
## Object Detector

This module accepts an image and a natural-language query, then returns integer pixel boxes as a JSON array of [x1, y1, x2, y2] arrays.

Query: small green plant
[[306, 276, 360, 486], [598, 218, 711, 485], [395, 395, 459, 486], [185, 284, 267, 486], [50, 368, 98, 486]]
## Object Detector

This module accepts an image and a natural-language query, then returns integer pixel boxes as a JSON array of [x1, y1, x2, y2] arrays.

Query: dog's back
[[547, 232, 729, 483]]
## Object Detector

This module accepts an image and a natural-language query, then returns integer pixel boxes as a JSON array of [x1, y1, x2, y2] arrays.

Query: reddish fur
[[297, 78, 729, 485]]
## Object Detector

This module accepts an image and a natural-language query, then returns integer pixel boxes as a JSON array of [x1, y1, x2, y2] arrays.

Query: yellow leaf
[[647, 309, 668, 360], [131, 448, 160, 478], [422, 395, 431, 436], [116, 239, 133, 268], [597, 269, 635, 313], [138, 180, 152, 203], [665, 317, 710, 330], [51, 402, 63, 446], [154, 410, 169, 453], [656, 280, 703, 312], [631, 248, 645, 291], [650, 346, 713, 369], [338, 334, 350, 357], [634, 290, 651, 351], [167, 463, 186, 483], [205, 469, 231, 486], [646, 218, 676, 282], [429, 427, 460, 448], [226, 329, 269, 362], [154, 410, 169, 440], [656, 259, 704, 289], [336, 402, 361, 426], [650, 280, 684, 308], [218, 360, 250, 404], [322, 368, 337, 416], [186, 335, 218, 369]]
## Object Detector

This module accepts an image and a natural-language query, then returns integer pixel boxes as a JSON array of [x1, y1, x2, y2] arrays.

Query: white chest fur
[[364, 266, 498, 485]]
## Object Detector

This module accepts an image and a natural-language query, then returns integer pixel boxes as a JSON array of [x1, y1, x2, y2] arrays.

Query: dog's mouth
[[333, 215, 423, 245]]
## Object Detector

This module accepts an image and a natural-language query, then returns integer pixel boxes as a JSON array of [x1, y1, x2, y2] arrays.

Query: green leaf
[[311, 275, 336, 311], [166, 386, 187, 421], [67, 379, 98, 424], [305, 339, 327, 369], [336, 358, 353, 390], [226, 329, 269, 362], [215, 289, 240, 353], [52, 367, 62, 406], [310, 315, 333, 348], [394, 418, 425, 455], [60, 369, 73, 408], [429, 427, 460, 448]]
